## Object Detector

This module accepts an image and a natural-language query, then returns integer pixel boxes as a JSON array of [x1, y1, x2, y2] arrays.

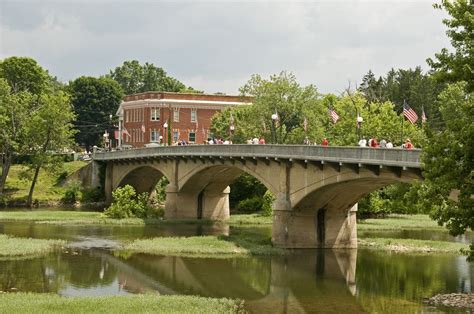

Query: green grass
[[122, 232, 285, 257], [228, 213, 272, 225], [358, 237, 469, 254], [0, 293, 245, 314], [0, 210, 218, 226], [0, 234, 65, 259], [358, 214, 444, 231], [3, 161, 87, 202]]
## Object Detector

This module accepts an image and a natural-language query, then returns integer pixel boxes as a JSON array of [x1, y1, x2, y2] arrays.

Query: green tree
[[68, 76, 123, 150], [238, 71, 322, 144], [23, 91, 75, 207], [358, 67, 443, 129], [328, 92, 425, 147], [0, 56, 50, 194], [0, 56, 49, 94], [427, 0, 474, 92], [108, 60, 194, 94], [422, 82, 473, 236], [0, 79, 35, 194]]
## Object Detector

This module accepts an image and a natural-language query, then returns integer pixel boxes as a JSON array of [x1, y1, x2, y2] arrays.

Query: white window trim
[[190, 108, 197, 123], [151, 107, 160, 121], [189, 130, 196, 143], [173, 108, 180, 122]]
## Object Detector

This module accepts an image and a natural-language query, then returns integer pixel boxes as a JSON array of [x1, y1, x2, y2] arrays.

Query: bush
[[104, 185, 156, 219], [229, 174, 267, 209], [236, 197, 263, 213], [62, 181, 81, 204], [0, 194, 8, 208], [262, 190, 274, 216], [154, 176, 168, 204], [81, 187, 104, 203]]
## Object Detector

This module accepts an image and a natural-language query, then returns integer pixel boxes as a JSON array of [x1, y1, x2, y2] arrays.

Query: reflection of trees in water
[[0, 256, 63, 293], [355, 251, 469, 313], [60, 250, 116, 288]]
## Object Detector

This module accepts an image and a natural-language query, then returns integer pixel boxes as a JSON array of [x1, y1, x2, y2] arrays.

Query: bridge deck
[[93, 145, 421, 168]]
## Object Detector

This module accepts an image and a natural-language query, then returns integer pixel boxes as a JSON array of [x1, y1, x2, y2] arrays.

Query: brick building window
[[173, 108, 180, 122], [190, 109, 197, 123], [189, 130, 196, 143], [125, 110, 129, 123], [173, 130, 179, 143], [151, 108, 160, 121], [150, 129, 159, 142]]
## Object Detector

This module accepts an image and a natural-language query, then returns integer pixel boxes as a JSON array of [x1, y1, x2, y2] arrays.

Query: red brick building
[[116, 92, 252, 148]]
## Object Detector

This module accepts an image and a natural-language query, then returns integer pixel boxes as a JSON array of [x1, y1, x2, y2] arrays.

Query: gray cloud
[[0, 0, 449, 94]]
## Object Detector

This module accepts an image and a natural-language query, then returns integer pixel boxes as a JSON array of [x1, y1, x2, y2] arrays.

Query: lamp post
[[163, 121, 168, 146], [271, 112, 279, 144], [357, 115, 363, 141], [103, 130, 109, 151], [229, 113, 235, 143]]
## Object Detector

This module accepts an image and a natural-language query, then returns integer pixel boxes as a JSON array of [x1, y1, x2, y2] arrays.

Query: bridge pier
[[272, 204, 358, 249], [164, 183, 230, 220]]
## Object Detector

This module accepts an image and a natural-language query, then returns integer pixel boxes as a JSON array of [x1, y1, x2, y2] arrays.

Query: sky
[[0, 0, 450, 95]]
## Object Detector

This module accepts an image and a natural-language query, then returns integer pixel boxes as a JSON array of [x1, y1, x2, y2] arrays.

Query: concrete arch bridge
[[91, 145, 422, 249]]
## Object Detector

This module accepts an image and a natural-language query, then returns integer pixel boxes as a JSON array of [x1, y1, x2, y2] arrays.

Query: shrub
[[104, 185, 155, 219], [154, 176, 168, 204], [236, 196, 263, 213], [81, 187, 104, 203], [262, 190, 275, 216], [229, 174, 267, 208], [0, 194, 8, 208], [62, 181, 81, 204]]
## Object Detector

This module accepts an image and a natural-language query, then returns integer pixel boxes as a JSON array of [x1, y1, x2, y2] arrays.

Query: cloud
[[0, 0, 450, 94]]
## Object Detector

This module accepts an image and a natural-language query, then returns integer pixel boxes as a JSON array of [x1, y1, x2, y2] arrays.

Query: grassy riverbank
[[122, 231, 285, 257], [358, 214, 444, 231], [0, 210, 213, 226], [0, 293, 244, 314], [0, 234, 65, 259], [358, 238, 468, 254], [2, 161, 87, 203]]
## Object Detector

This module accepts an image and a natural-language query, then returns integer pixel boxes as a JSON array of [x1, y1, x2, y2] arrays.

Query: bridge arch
[[166, 161, 278, 220], [112, 163, 173, 196]]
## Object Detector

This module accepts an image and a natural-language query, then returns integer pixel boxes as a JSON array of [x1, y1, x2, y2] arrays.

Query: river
[[0, 219, 472, 313]]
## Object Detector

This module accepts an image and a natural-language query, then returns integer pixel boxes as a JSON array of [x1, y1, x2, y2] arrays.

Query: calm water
[[0, 220, 472, 313]]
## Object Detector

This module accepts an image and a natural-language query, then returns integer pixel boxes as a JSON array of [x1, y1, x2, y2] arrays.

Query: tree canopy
[[422, 82, 473, 236], [0, 57, 50, 94], [358, 67, 444, 129], [427, 0, 474, 92], [68, 76, 123, 150], [108, 60, 200, 94]]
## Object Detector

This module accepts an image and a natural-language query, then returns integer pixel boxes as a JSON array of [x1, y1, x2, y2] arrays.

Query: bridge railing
[[93, 145, 421, 168]]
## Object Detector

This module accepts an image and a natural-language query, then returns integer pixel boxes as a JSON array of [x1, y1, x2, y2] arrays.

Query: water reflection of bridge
[[94, 249, 362, 313]]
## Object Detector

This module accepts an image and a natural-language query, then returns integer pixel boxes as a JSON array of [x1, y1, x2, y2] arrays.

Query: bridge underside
[[98, 155, 421, 249]]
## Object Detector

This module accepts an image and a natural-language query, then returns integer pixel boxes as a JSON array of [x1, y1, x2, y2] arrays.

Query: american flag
[[328, 107, 339, 124], [403, 101, 418, 124], [421, 105, 427, 124]]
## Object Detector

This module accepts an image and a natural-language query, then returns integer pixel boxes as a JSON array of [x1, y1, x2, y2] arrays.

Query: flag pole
[[400, 100, 405, 146]]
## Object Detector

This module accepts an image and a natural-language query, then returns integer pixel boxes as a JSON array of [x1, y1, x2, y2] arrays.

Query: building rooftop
[[123, 91, 253, 103]]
